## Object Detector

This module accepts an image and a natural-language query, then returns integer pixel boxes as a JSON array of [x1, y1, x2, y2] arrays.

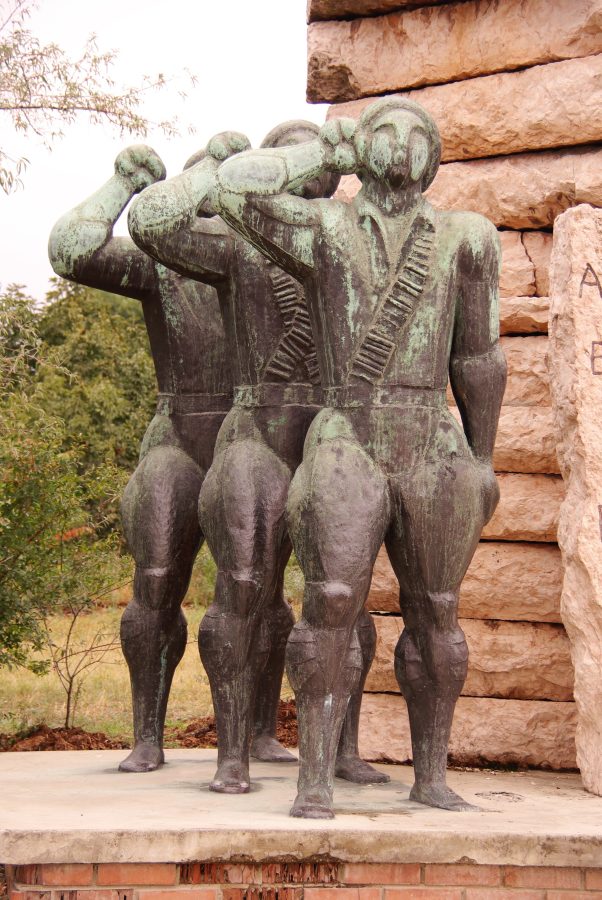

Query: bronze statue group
[[49, 98, 506, 820]]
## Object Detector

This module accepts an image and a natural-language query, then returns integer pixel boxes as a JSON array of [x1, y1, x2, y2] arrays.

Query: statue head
[[355, 97, 441, 191], [261, 120, 340, 199]]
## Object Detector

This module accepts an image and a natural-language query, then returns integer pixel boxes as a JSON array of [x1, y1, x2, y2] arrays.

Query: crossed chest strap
[[263, 268, 320, 385], [350, 210, 436, 385]]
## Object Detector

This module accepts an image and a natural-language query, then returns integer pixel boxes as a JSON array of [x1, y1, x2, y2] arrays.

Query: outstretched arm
[[449, 215, 507, 521], [215, 118, 356, 279], [128, 132, 250, 284], [48, 145, 166, 300]]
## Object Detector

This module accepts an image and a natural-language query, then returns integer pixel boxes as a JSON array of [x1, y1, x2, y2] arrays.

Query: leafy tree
[[0, 0, 190, 192], [0, 285, 131, 670], [37, 278, 155, 473]]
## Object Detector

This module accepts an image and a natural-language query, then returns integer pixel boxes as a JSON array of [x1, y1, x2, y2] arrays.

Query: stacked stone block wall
[[7, 862, 602, 900], [307, 0, 602, 769]]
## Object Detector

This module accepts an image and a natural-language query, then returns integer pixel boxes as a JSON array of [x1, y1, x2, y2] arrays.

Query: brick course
[[7, 862, 602, 899]]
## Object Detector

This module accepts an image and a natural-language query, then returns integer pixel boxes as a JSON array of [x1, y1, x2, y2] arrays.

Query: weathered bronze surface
[[48, 146, 287, 773], [216, 98, 506, 818], [128, 124, 388, 794]]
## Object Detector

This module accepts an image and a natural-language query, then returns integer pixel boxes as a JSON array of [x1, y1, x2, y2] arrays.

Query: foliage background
[[0, 280, 302, 738], [0, 281, 152, 673]]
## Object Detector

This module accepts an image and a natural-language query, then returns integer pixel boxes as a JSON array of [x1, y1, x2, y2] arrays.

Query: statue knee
[[425, 591, 460, 632], [120, 596, 187, 652], [214, 569, 262, 617], [131, 564, 191, 612], [304, 580, 355, 628]]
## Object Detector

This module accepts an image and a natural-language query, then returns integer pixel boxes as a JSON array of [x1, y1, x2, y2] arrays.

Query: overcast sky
[[0, 0, 327, 300]]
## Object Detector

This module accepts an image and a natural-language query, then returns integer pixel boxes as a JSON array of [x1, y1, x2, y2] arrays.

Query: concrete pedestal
[[2, 750, 602, 897]]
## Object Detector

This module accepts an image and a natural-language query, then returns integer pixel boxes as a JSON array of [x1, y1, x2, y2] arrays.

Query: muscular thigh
[[121, 445, 204, 569], [386, 453, 483, 601], [287, 408, 390, 584], [198, 429, 292, 574]]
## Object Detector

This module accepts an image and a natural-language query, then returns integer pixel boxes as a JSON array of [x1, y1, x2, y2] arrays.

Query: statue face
[[360, 109, 429, 189]]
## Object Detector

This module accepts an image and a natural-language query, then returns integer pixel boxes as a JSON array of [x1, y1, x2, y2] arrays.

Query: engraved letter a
[[579, 264, 602, 299]]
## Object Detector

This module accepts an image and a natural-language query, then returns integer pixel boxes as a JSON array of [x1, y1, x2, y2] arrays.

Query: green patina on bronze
[[126, 122, 388, 795], [48, 146, 237, 776], [47, 99, 506, 820], [214, 96, 506, 819]]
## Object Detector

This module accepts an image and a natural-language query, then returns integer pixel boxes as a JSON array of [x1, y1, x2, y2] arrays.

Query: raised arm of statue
[[127, 132, 250, 285], [449, 213, 507, 521], [48, 145, 166, 300], [215, 118, 355, 279]]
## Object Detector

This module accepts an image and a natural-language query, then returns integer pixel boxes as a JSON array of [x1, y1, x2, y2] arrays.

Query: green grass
[[0, 546, 303, 741]]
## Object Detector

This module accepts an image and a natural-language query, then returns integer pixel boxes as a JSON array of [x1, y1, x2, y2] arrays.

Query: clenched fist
[[206, 131, 251, 163], [319, 118, 357, 174], [114, 145, 166, 193]]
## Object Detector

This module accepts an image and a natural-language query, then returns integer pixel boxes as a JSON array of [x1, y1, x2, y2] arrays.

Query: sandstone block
[[460, 541, 563, 622], [367, 542, 563, 622], [365, 616, 573, 701], [427, 147, 602, 231], [523, 232, 553, 297], [307, 0, 452, 22], [500, 296, 549, 335], [482, 474, 563, 542], [327, 55, 602, 162], [499, 335, 550, 406], [334, 147, 602, 230], [359, 694, 577, 769], [308, 0, 602, 101], [549, 204, 602, 796], [499, 232, 535, 298]]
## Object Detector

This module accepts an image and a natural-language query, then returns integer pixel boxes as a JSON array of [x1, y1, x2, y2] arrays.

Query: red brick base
[[5, 862, 602, 900]]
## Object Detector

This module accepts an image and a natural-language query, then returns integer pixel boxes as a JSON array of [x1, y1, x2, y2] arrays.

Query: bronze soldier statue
[[215, 98, 507, 818], [48, 142, 294, 772], [128, 123, 389, 793]]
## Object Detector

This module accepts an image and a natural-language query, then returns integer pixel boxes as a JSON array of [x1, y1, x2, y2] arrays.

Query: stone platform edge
[[2, 827, 602, 868]]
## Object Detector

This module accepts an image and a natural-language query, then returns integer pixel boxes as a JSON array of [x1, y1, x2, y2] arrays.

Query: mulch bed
[[0, 723, 129, 752], [165, 699, 297, 748], [0, 700, 298, 752]]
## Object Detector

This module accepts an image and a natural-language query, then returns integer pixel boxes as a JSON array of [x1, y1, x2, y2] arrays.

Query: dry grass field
[[0, 547, 303, 743]]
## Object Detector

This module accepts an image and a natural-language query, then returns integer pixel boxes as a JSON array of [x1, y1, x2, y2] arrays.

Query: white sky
[[0, 0, 327, 300]]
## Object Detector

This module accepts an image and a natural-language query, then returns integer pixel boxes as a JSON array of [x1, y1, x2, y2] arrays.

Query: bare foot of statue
[[290, 787, 335, 819], [335, 755, 391, 784], [118, 742, 165, 773], [409, 781, 478, 811], [209, 759, 251, 794], [250, 734, 297, 762]]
